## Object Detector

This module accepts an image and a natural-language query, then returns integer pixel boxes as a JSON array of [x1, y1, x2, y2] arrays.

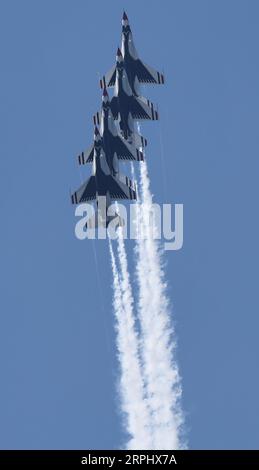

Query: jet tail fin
[[86, 211, 124, 229]]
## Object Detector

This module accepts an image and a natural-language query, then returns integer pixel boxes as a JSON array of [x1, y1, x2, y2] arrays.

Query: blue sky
[[0, 0, 258, 449]]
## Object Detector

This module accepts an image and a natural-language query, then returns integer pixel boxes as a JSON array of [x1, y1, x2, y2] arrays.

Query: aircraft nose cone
[[122, 11, 128, 21]]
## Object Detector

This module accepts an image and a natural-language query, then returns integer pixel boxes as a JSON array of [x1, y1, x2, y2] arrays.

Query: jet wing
[[119, 174, 136, 190], [100, 65, 116, 89], [115, 136, 144, 161], [77, 144, 94, 165], [71, 176, 96, 204], [135, 60, 165, 85], [130, 96, 159, 121], [130, 132, 147, 149]]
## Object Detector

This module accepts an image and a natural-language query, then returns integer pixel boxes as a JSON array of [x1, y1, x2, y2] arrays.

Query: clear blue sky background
[[0, 0, 258, 450]]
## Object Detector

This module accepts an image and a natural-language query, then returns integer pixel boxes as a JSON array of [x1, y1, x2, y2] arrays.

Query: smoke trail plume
[[109, 234, 152, 449], [135, 159, 185, 450]]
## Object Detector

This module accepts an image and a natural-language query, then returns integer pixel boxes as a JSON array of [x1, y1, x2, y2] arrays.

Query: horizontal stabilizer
[[77, 144, 94, 165], [119, 174, 137, 192]]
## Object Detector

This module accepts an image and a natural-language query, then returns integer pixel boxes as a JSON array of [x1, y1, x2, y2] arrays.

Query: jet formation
[[71, 12, 164, 228]]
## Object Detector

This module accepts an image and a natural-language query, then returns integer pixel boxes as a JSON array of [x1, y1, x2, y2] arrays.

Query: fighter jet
[[107, 48, 159, 142], [71, 127, 136, 228], [100, 12, 164, 96], [77, 88, 145, 168]]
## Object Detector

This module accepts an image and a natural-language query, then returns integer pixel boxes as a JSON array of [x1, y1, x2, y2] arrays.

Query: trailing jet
[[77, 88, 145, 168], [71, 127, 136, 228], [101, 12, 165, 96], [106, 48, 159, 142]]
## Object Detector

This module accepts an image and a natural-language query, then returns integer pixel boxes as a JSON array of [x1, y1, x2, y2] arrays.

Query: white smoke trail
[[109, 135, 185, 448], [134, 127, 185, 449], [109, 234, 152, 449]]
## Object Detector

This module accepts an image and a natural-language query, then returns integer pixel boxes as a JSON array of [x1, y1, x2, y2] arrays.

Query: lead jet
[[71, 127, 136, 228], [107, 48, 159, 142], [77, 88, 145, 168], [101, 12, 164, 96]]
